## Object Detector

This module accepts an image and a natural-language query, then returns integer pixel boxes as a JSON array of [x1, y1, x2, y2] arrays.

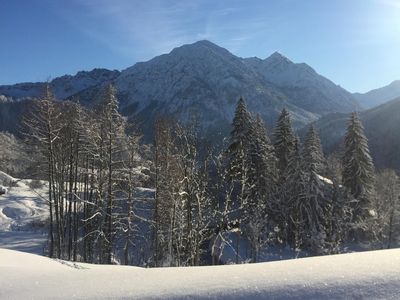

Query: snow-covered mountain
[[0, 40, 360, 138], [0, 68, 120, 100], [354, 80, 400, 108], [113, 41, 359, 129], [110, 40, 323, 137], [244, 52, 358, 114]]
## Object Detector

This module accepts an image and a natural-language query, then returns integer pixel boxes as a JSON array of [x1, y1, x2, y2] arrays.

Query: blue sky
[[1, 0, 399, 92]]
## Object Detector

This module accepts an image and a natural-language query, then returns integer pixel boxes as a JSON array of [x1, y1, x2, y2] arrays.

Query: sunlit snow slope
[[0, 172, 48, 253], [1, 248, 399, 299]]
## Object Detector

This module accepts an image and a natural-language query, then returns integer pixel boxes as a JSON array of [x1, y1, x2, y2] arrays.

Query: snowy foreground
[[1, 171, 400, 299], [1, 248, 400, 299]]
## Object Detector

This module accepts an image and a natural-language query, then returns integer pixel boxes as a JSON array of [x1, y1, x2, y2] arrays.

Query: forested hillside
[[2, 84, 397, 267]]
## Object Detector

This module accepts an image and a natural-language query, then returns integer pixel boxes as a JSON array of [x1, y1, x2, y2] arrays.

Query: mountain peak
[[265, 51, 292, 63], [192, 40, 217, 47], [390, 80, 400, 86], [172, 40, 230, 55], [158, 40, 237, 65]]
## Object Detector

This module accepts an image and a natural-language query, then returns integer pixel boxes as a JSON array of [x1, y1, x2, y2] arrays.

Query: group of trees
[[16, 87, 400, 266], [24, 85, 150, 264], [222, 99, 399, 259], [224, 100, 368, 258]]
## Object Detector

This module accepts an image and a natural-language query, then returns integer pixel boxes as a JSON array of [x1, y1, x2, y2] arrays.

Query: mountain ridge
[[354, 80, 400, 108], [0, 40, 360, 139]]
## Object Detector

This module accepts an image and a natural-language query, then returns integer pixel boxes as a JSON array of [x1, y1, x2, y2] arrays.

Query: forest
[[2, 84, 399, 267]]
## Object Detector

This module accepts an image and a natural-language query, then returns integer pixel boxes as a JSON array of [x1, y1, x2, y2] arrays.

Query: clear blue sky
[[1, 0, 399, 92]]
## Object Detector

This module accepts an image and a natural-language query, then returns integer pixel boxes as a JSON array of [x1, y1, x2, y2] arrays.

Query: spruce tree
[[303, 158, 327, 254], [342, 112, 375, 220], [324, 175, 352, 253], [225, 97, 254, 263], [247, 115, 277, 206], [282, 137, 307, 248], [273, 108, 295, 180], [301, 126, 329, 253], [303, 125, 325, 176], [244, 115, 277, 262], [226, 97, 253, 181]]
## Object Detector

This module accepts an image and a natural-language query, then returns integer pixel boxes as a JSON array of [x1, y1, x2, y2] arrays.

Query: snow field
[[1, 248, 400, 299]]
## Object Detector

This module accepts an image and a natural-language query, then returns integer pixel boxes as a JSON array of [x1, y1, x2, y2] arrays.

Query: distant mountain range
[[2, 40, 400, 169], [0, 40, 361, 140], [353, 80, 400, 108], [308, 96, 400, 170]]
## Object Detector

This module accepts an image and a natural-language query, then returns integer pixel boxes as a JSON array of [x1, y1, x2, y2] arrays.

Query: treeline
[[21, 85, 400, 266]]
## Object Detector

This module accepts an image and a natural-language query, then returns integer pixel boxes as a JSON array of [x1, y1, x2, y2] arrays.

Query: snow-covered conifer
[[303, 125, 325, 176], [243, 115, 277, 261], [273, 108, 295, 180], [342, 112, 375, 221], [226, 97, 253, 181], [282, 137, 307, 249]]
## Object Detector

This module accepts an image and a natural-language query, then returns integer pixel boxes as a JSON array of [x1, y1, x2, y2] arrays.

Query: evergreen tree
[[226, 97, 253, 181], [224, 97, 255, 263], [300, 126, 329, 253], [282, 137, 307, 248], [243, 115, 277, 262], [324, 175, 352, 253], [273, 108, 295, 180], [303, 125, 325, 176], [342, 112, 375, 221], [303, 158, 327, 254]]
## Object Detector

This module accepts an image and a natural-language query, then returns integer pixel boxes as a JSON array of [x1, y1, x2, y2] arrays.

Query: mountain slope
[[244, 52, 359, 114], [0, 40, 360, 139], [74, 40, 359, 137], [354, 80, 400, 108], [0, 68, 120, 100], [111, 40, 319, 136], [1, 248, 400, 299], [309, 96, 400, 170]]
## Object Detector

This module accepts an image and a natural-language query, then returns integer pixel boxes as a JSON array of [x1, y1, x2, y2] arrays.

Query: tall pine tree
[[226, 97, 253, 181], [303, 125, 325, 176], [225, 97, 254, 263], [282, 137, 307, 248], [273, 108, 295, 181], [342, 112, 375, 221], [244, 115, 277, 262]]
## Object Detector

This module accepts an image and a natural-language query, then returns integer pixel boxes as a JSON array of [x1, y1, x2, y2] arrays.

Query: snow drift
[[1, 248, 399, 299]]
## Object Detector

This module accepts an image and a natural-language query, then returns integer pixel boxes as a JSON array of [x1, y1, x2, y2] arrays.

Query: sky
[[1, 0, 400, 93]]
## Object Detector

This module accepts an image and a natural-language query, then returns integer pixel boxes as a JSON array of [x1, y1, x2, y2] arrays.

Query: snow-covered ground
[[0, 172, 48, 231], [0, 171, 48, 253], [1, 247, 399, 299], [1, 170, 399, 299]]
